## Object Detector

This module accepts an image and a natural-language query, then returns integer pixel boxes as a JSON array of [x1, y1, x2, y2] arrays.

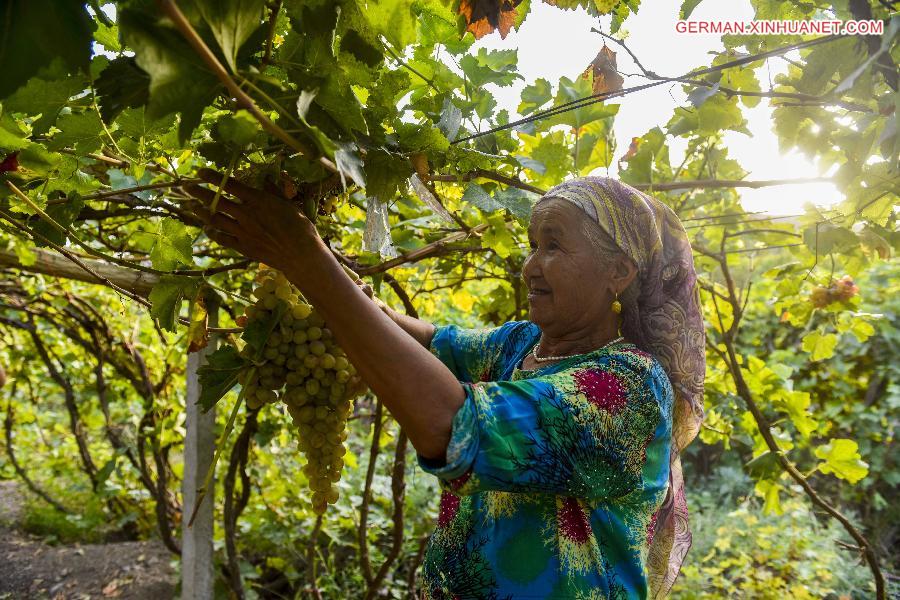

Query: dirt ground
[[0, 481, 177, 600]]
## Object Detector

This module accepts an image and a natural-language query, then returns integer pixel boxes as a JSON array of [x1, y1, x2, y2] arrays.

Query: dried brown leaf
[[619, 137, 641, 162], [458, 0, 522, 40], [187, 290, 209, 353], [583, 45, 624, 95]]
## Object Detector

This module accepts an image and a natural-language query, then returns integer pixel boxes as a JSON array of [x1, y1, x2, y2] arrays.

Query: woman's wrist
[[281, 235, 332, 283]]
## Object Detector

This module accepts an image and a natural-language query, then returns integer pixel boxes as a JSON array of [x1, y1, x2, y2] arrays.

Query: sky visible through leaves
[[476, 0, 844, 214]]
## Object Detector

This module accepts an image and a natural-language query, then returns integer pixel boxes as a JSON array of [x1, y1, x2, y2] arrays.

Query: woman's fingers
[[196, 168, 276, 205], [183, 191, 243, 239], [182, 199, 211, 222], [183, 183, 246, 219], [208, 212, 243, 236], [203, 225, 241, 250]]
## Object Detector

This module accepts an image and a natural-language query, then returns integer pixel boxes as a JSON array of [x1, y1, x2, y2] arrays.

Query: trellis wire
[[451, 35, 845, 145]]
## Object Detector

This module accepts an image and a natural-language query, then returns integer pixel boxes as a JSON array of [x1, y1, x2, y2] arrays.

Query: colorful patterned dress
[[418, 321, 674, 600]]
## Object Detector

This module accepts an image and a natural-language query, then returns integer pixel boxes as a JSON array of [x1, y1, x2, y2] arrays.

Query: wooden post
[[182, 295, 218, 600]]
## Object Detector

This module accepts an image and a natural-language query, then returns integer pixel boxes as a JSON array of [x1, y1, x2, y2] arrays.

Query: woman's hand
[[188, 168, 462, 459], [186, 168, 320, 274]]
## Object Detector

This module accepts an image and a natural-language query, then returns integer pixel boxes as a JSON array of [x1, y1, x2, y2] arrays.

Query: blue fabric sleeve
[[428, 321, 523, 383], [419, 358, 674, 501]]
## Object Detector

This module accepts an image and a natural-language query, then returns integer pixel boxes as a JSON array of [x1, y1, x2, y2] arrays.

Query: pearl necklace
[[531, 336, 625, 363]]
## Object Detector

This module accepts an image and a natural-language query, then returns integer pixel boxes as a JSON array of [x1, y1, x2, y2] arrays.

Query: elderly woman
[[191, 175, 705, 599]]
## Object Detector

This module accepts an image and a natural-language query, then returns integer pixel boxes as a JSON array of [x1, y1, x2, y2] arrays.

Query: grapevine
[[238, 266, 364, 514]]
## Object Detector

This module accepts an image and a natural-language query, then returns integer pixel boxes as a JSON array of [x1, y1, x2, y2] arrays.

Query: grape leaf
[[241, 301, 287, 358], [340, 29, 383, 67], [542, 76, 618, 131], [149, 275, 199, 332], [364, 149, 409, 202], [395, 123, 450, 154], [94, 21, 122, 52], [196, 345, 247, 411], [365, 0, 418, 48], [217, 110, 260, 147], [618, 126, 669, 185], [745, 451, 782, 481], [0, 114, 29, 152], [804, 223, 858, 254], [544, 0, 616, 14], [193, 0, 267, 73], [462, 182, 503, 212], [458, 0, 523, 40], [815, 439, 869, 484], [4, 75, 86, 135], [492, 186, 536, 224], [529, 131, 570, 182], [150, 218, 194, 271], [437, 98, 463, 141], [0, 0, 93, 98], [418, 5, 472, 54], [314, 75, 369, 136], [115, 107, 176, 141], [47, 112, 105, 154], [335, 142, 367, 190], [459, 48, 521, 88], [679, 0, 704, 19], [695, 94, 747, 135], [95, 57, 152, 124], [119, 8, 222, 142], [518, 78, 552, 116], [574, 120, 612, 173], [482, 213, 516, 258], [800, 331, 838, 362]]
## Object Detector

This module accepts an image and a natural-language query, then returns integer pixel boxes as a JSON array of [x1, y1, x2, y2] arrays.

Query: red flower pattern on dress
[[557, 497, 591, 543], [438, 491, 460, 528], [574, 368, 627, 413], [449, 470, 471, 492]]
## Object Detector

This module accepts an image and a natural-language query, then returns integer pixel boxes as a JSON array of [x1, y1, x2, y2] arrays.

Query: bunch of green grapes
[[237, 266, 362, 514]]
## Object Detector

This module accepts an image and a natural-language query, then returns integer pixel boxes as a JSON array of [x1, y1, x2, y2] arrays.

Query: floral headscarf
[[537, 177, 706, 598]]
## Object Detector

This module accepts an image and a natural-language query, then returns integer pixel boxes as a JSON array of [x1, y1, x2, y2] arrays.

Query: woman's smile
[[527, 286, 551, 301]]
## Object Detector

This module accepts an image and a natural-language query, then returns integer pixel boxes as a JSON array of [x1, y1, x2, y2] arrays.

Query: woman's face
[[523, 198, 624, 337]]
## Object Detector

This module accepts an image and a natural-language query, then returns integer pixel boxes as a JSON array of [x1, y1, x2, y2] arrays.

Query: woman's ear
[[611, 255, 638, 294]]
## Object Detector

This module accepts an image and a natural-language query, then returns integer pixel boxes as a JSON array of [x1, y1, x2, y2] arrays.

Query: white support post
[[182, 302, 218, 600]]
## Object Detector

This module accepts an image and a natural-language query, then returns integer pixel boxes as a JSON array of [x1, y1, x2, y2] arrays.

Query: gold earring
[[611, 291, 622, 314]]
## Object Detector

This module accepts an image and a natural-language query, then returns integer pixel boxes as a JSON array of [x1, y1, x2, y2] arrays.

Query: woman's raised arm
[[188, 171, 461, 460], [355, 280, 436, 350]]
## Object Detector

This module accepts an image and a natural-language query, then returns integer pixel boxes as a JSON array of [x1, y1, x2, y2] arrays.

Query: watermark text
[[675, 20, 884, 35]]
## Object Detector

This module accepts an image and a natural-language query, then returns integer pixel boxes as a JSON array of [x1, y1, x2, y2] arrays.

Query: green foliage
[[192, 0, 268, 72], [197, 345, 247, 411], [0, 0, 93, 98], [0, 0, 897, 597], [672, 468, 877, 599], [148, 275, 199, 331]]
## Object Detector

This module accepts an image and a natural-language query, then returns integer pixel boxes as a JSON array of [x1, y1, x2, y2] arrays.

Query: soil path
[[0, 481, 177, 600]]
